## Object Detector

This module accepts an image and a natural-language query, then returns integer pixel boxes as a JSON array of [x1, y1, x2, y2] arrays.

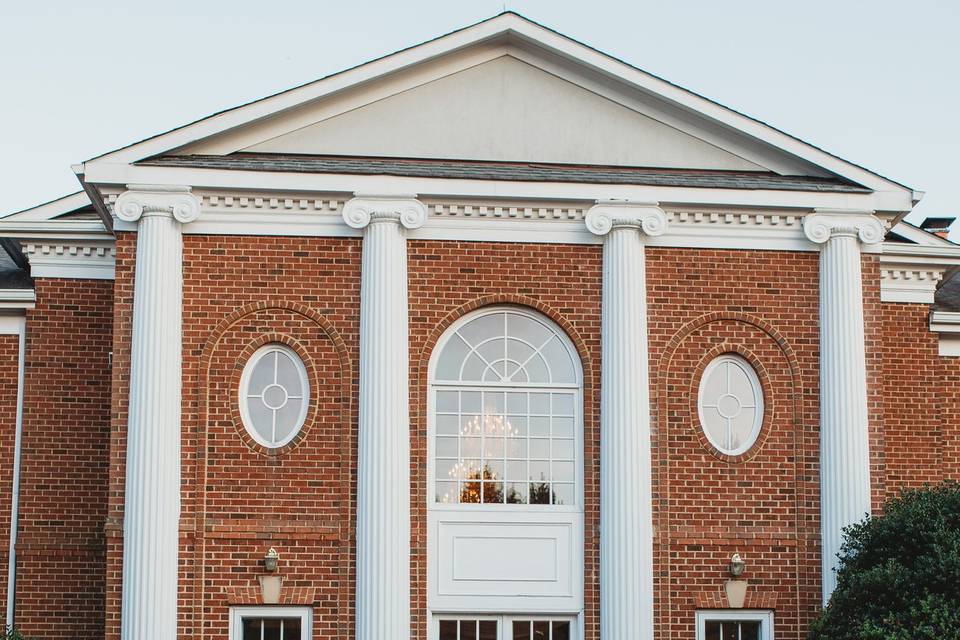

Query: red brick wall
[[879, 300, 945, 495], [106, 233, 361, 640], [645, 247, 823, 638], [16, 278, 113, 638], [0, 333, 21, 620], [92, 231, 955, 640], [408, 240, 604, 639]]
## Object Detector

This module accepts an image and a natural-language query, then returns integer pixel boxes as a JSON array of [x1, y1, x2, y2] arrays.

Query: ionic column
[[804, 209, 884, 603], [343, 195, 426, 640], [113, 185, 201, 640], [586, 201, 667, 640]]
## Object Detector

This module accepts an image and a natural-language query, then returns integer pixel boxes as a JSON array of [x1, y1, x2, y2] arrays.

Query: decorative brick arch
[[192, 300, 353, 639], [687, 343, 776, 464], [654, 311, 806, 636]]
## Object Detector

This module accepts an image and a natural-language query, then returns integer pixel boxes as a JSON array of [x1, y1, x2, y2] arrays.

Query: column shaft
[[355, 215, 412, 640], [121, 212, 184, 640], [600, 225, 655, 639], [818, 232, 872, 601]]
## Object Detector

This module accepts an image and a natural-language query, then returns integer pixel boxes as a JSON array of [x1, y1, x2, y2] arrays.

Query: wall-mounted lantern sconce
[[263, 547, 280, 573], [729, 553, 745, 577]]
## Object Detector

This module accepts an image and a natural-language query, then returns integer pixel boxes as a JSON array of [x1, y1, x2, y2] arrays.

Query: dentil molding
[[21, 240, 116, 280], [585, 201, 668, 236], [803, 209, 885, 245], [342, 195, 427, 230]]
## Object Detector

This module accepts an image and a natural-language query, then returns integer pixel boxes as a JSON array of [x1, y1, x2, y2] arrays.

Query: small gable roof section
[[81, 12, 916, 213]]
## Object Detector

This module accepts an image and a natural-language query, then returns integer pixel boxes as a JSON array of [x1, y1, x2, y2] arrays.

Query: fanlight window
[[431, 309, 581, 506], [239, 344, 310, 448], [433, 309, 577, 385], [697, 354, 764, 455]]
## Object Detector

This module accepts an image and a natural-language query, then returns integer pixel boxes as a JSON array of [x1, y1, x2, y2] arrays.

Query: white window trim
[[428, 307, 584, 510], [229, 606, 313, 640], [426, 307, 585, 614], [695, 610, 774, 640], [431, 613, 580, 639], [697, 353, 764, 456], [238, 343, 310, 448]]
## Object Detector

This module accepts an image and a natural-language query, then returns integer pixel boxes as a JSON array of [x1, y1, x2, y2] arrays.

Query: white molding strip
[[930, 312, 960, 357], [0, 315, 25, 629], [0, 290, 36, 310], [929, 311, 960, 333]]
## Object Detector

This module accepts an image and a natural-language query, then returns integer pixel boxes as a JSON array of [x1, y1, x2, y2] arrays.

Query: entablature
[[99, 185, 874, 253]]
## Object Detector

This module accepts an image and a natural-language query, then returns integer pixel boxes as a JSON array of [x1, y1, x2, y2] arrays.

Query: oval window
[[239, 344, 310, 448], [697, 354, 764, 455]]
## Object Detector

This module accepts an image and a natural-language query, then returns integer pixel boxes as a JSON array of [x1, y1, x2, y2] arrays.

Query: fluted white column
[[586, 201, 667, 640], [804, 209, 884, 604], [343, 195, 425, 640], [114, 186, 200, 640]]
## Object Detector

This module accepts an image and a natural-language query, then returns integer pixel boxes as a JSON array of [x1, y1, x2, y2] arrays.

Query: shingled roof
[[141, 154, 871, 193], [936, 271, 960, 312], [0, 244, 32, 290]]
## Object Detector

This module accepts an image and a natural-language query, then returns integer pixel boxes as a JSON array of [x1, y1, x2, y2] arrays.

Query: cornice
[[879, 242, 960, 304], [20, 239, 116, 280]]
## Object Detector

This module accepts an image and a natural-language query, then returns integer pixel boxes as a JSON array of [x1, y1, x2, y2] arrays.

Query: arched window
[[697, 354, 764, 455], [430, 307, 582, 506], [239, 344, 310, 448]]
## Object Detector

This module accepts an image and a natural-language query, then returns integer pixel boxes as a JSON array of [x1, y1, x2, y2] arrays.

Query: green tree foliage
[[809, 482, 960, 640]]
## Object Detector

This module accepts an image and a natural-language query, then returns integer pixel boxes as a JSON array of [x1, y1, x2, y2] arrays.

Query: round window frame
[[696, 353, 765, 457], [238, 343, 311, 449]]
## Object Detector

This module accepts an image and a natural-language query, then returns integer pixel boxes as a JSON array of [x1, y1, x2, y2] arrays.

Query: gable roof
[[78, 12, 917, 212]]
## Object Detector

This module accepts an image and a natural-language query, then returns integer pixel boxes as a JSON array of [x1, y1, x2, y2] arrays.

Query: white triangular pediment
[[80, 12, 916, 210], [240, 56, 764, 171]]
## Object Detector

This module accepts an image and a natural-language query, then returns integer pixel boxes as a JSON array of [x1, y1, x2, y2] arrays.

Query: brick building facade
[[1, 12, 958, 640]]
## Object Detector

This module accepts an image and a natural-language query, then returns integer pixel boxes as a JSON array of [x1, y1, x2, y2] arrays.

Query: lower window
[[696, 610, 773, 640], [436, 615, 575, 640], [230, 606, 312, 640]]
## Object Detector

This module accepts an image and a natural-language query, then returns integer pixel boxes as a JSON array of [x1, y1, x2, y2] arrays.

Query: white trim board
[[929, 312, 960, 357], [0, 291, 35, 310], [695, 610, 774, 640], [1, 192, 92, 222]]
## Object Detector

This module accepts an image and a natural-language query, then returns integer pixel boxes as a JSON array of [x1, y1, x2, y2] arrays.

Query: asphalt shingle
[[142, 154, 870, 193]]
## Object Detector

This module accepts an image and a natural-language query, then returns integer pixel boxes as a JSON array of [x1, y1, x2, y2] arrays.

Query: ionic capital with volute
[[342, 194, 427, 230], [114, 185, 202, 224], [585, 201, 668, 237], [803, 209, 885, 245]]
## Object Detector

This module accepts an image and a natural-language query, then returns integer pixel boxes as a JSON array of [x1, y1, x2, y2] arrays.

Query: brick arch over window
[[654, 312, 808, 634], [194, 300, 353, 639]]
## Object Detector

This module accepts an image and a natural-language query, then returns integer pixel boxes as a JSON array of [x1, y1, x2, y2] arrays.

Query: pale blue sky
[[1, 0, 957, 225]]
